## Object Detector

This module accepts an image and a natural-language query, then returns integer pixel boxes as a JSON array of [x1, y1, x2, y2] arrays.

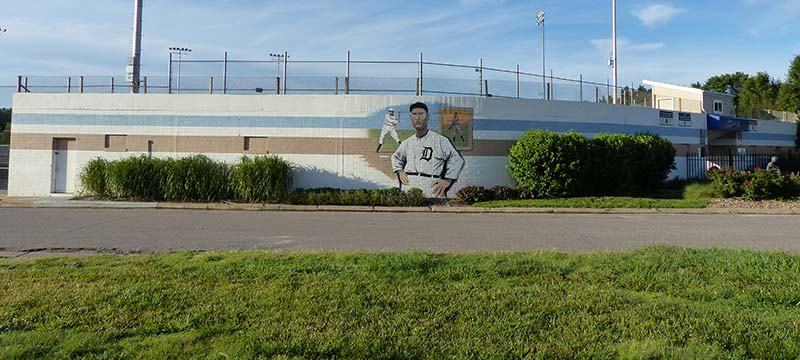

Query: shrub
[[286, 187, 424, 207], [105, 155, 169, 200], [708, 169, 747, 198], [507, 130, 590, 198], [631, 133, 677, 192], [165, 155, 231, 202], [590, 133, 637, 195], [490, 186, 519, 201], [743, 168, 790, 201], [456, 186, 494, 204], [78, 158, 110, 197], [229, 155, 293, 203]]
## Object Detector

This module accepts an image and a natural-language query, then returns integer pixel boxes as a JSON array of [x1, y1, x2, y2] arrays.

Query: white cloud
[[631, 4, 686, 27]]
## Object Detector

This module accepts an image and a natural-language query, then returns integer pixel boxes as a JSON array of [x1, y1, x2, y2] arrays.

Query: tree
[[701, 72, 750, 95], [0, 108, 11, 132], [777, 82, 800, 114], [787, 54, 800, 85], [737, 72, 780, 119]]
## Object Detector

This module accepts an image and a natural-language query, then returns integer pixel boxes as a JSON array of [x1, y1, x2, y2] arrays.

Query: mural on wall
[[390, 102, 465, 198], [439, 107, 473, 150]]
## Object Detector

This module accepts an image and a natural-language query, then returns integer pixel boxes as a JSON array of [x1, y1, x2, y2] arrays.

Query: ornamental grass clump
[[164, 155, 231, 202], [105, 155, 169, 200], [78, 158, 110, 198], [229, 155, 293, 203]]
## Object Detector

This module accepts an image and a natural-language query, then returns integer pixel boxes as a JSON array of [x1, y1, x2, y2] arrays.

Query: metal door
[[52, 138, 76, 193]]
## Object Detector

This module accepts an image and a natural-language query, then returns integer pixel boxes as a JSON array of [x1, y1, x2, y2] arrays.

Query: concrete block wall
[[8, 93, 737, 197]]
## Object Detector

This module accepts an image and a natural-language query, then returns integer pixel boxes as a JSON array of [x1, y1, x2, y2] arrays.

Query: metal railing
[[686, 152, 800, 179], [13, 53, 652, 106]]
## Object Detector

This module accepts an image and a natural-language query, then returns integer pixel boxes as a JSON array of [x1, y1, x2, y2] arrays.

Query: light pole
[[169, 47, 191, 94], [536, 10, 546, 100], [612, 0, 618, 104], [270, 52, 289, 94]]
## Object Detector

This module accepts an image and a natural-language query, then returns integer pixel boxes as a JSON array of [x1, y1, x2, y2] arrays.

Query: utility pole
[[537, 10, 546, 100], [169, 47, 191, 94], [127, 0, 143, 93], [612, 0, 618, 104]]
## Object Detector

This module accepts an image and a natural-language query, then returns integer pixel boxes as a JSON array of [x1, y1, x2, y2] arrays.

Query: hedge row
[[80, 155, 426, 206], [709, 168, 800, 200], [286, 188, 425, 207], [79, 155, 292, 203], [507, 130, 676, 198]]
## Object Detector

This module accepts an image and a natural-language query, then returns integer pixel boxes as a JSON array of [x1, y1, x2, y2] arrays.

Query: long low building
[[8, 93, 796, 197]]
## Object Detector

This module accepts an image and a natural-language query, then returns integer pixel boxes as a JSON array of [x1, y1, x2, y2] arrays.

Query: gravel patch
[[709, 198, 800, 210]]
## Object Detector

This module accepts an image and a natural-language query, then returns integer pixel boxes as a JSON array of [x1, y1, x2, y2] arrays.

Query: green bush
[[286, 188, 425, 207], [230, 155, 293, 203], [507, 130, 675, 198], [490, 186, 519, 201], [105, 155, 169, 200], [164, 155, 231, 202], [0, 131, 9, 145], [709, 168, 800, 200], [507, 130, 590, 198], [81, 155, 293, 203], [78, 158, 110, 197]]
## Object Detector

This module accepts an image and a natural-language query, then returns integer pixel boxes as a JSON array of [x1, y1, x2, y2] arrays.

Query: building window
[[713, 100, 723, 114], [104, 135, 127, 152], [244, 136, 269, 153]]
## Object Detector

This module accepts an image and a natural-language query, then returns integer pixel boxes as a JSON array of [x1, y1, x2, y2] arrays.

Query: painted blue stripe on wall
[[472, 119, 700, 137], [12, 113, 794, 142]]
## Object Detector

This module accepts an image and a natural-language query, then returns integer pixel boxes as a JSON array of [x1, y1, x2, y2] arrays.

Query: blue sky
[[1, 0, 799, 107]]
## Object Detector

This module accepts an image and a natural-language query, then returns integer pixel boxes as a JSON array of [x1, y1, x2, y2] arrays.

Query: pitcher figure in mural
[[376, 108, 401, 152], [449, 111, 465, 143], [392, 102, 464, 198]]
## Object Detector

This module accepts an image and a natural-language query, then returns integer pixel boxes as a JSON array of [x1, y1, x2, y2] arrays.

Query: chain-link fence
[[12, 55, 651, 107]]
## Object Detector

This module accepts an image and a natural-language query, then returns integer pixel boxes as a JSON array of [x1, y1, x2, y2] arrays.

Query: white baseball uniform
[[379, 113, 400, 145], [391, 130, 464, 197]]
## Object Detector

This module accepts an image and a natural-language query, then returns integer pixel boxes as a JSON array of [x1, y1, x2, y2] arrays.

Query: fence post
[[485, 80, 489, 97], [223, 51, 228, 94], [276, 77, 280, 95], [546, 83, 551, 101], [143, 76, 147, 94], [516, 64, 520, 98], [479, 58, 483, 96], [550, 69, 554, 100], [24, 77, 28, 93], [168, 52, 173, 94], [579, 74, 583, 101], [80, 76, 84, 94], [334, 76, 339, 95], [17, 76, 21, 93], [596, 87, 599, 103], [67, 77, 72, 94], [345, 50, 350, 95], [111, 77, 115, 94], [282, 51, 288, 95], [209, 77, 214, 94]]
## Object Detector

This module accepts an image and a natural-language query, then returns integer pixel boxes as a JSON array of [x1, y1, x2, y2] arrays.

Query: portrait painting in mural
[[439, 107, 473, 150], [391, 102, 465, 198]]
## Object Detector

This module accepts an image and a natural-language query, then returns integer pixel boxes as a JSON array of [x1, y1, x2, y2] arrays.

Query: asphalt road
[[1, 208, 799, 254]]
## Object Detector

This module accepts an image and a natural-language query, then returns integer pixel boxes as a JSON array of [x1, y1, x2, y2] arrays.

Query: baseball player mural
[[376, 108, 401, 152], [391, 102, 464, 198], [449, 111, 465, 143]]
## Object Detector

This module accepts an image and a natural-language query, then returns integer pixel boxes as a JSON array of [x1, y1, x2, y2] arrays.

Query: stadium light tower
[[536, 10, 546, 100], [169, 47, 192, 94], [612, 0, 618, 104], [127, 0, 143, 93]]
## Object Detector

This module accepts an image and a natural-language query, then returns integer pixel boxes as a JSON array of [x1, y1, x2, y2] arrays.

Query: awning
[[707, 114, 751, 132]]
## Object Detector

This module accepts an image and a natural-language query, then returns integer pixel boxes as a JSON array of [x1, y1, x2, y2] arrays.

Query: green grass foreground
[[2, 247, 800, 359], [475, 197, 712, 209]]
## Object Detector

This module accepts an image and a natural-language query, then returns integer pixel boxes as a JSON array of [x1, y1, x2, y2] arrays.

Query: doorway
[[52, 138, 76, 193]]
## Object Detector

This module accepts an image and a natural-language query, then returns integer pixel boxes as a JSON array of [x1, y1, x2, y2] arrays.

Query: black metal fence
[[686, 152, 800, 180]]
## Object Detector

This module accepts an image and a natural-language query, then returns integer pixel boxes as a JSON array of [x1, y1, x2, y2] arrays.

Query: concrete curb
[[1, 196, 799, 215]]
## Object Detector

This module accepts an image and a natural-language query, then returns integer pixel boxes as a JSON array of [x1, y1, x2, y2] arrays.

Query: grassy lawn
[[475, 197, 712, 209], [2, 246, 800, 359]]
